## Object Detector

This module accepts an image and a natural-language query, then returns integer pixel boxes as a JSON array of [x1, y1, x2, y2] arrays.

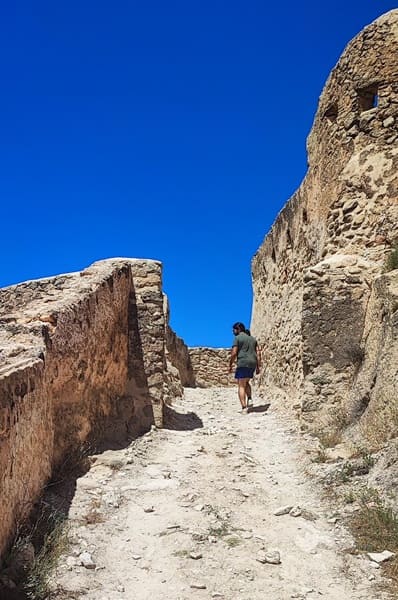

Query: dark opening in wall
[[271, 246, 276, 263], [303, 208, 308, 224], [323, 103, 338, 122], [286, 228, 293, 248], [357, 84, 379, 112]]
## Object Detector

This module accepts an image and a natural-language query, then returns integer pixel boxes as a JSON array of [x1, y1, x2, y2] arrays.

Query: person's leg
[[238, 378, 250, 409], [245, 381, 252, 403]]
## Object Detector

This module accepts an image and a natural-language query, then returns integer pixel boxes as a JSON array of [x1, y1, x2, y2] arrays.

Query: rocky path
[[52, 388, 389, 600]]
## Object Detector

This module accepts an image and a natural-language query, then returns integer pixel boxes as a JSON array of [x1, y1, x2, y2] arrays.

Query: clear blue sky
[[1, 2, 396, 347]]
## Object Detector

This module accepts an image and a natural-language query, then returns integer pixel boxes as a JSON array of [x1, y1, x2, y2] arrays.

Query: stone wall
[[188, 348, 234, 388], [164, 295, 195, 403], [251, 10, 398, 436], [0, 258, 172, 558]]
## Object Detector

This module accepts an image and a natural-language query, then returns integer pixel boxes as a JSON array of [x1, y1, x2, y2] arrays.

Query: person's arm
[[229, 345, 238, 373]]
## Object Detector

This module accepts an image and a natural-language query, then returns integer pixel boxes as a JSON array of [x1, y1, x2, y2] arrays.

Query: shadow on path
[[248, 403, 271, 414], [163, 403, 203, 431]]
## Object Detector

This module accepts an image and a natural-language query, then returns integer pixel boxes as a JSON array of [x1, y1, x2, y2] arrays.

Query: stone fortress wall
[[0, 258, 232, 558], [251, 10, 398, 441], [0, 259, 171, 558], [188, 348, 235, 388]]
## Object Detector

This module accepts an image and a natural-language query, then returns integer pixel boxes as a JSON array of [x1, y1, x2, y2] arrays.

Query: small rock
[[194, 504, 204, 511], [132, 555, 142, 560], [274, 505, 293, 516], [144, 506, 155, 513], [212, 593, 224, 598], [117, 585, 125, 592], [256, 550, 281, 564], [189, 552, 203, 560], [79, 551, 96, 569], [190, 582, 207, 589], [383, 116, 395, 128], [289, 506, 302, 518], [367, 550, 395, 563]]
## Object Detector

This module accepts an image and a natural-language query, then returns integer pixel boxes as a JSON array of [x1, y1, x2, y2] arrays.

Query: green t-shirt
[[233, 332, 258, 368]]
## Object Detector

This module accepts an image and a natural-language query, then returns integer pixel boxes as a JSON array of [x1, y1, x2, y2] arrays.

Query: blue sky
[[1, 1, 396, 347]]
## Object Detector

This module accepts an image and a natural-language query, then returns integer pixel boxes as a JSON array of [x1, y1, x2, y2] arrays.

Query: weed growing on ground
[[23, 510, 69, 600], [312, 447, 329, 463], [350, 487, 398, 588], [206, 505, 236, 541], [224, 535, 242, 548], [344, 490, 356, 504], [316, 408, 350, 448], [81, 500, 106, 525], [317, 428, 342, 448], [349, 445, 375, 468]]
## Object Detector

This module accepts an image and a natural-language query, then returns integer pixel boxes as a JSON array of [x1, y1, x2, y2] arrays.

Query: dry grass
[[316, 408, 349, 448], [81, 498, 106, 525], [349, 487, 398, 591], [23, 509, 69, 600], [311, 447, 329, 463]]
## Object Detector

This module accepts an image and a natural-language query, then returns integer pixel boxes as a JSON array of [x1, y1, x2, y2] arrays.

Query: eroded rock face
[[0, 258, 173, 558], [251, 11, 398, 436]]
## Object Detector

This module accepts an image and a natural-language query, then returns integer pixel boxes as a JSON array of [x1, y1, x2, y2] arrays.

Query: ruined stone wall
[[188, 348, 234, 388], [163, 295, 195, 403], [252, 11, 398, 431], [347, 269, 398, 447], [0, 258, 170, 558]]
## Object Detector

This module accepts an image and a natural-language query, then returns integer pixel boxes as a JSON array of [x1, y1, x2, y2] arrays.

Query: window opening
[[357, 84, 379, 112], [323, 103, 338, 122]]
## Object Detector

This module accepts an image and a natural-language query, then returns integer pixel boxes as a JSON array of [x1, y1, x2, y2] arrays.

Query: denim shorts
[[235, 367, 255, 379]]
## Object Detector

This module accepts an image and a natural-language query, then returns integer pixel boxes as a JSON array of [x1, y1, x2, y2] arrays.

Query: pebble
[[289, 506, 302, 517], [256, 550, 281, 564], [144, 506, 155, 513], [274, 505, 293, 516], [189, 552, 203, 560], [79, 551, 96, 569], [190, 582, 207, 589], [367, 550, 395, 563]]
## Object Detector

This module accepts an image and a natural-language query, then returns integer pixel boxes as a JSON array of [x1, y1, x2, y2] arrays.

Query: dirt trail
[[52, 388, 388, 600]]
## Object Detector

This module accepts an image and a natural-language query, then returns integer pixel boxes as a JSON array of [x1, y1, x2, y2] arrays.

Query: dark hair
[[232, 322, 246, 333], [245, 329, 251, 335]]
